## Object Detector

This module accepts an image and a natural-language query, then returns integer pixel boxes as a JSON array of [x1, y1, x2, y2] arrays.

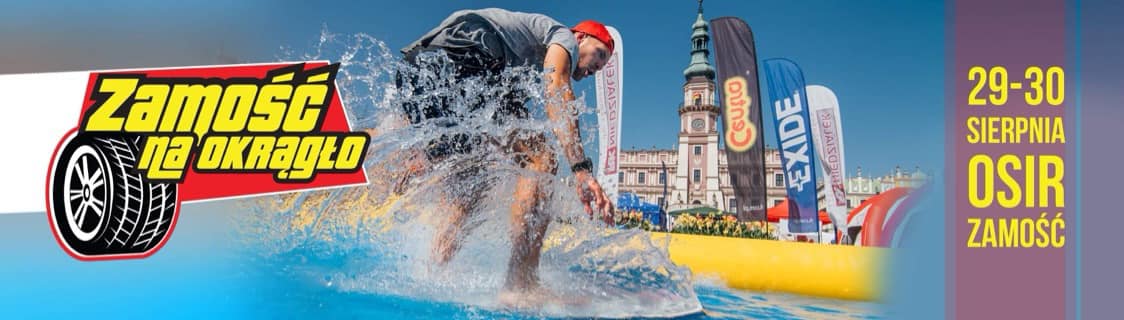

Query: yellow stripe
[[652, 232, 884, 301], [307, 72, 330, 83], [271, 72, 294, 83]]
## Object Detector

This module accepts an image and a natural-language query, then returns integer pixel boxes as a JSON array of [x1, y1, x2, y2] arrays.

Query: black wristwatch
[[571, 157, 593, 173]]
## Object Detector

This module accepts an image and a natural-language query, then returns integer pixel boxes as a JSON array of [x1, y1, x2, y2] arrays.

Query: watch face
[[692, 119, 704, 130]]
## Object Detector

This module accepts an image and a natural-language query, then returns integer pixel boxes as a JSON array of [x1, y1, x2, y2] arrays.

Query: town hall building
[[616, 4, 928, 215]]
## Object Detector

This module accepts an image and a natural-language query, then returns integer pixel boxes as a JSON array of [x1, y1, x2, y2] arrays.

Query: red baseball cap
[[571, 20, 615, 55]]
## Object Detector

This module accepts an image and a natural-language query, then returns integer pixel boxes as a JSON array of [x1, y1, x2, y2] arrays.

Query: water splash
[[238, 28, 701, 318]]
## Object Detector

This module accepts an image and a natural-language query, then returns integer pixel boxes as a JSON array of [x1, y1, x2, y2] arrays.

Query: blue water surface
[[0, 201, 881, 319]]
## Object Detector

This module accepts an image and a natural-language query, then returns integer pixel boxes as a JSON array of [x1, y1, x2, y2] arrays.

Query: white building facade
[[619, 149, 929, 214], [616, 6, 928, 216]]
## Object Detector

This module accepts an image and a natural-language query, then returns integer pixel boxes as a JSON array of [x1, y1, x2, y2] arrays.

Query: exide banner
[[763, 58, 820, 233]]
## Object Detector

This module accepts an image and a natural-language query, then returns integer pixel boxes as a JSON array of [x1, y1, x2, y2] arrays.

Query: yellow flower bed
[[614, 209, 776, 240], [613, 210, 655, 230], [670, 214, 775, 240]]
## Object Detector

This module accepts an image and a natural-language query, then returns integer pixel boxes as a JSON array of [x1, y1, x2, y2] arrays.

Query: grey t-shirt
[[403, 8, 580, 73]]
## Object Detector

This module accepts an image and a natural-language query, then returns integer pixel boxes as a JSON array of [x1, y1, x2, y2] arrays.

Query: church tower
[[673, 1, 725, 210]]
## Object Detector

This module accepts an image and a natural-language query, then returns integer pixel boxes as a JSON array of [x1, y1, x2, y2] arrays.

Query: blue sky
[[2, 0, 946, 177], [253, 0, 946, 177]]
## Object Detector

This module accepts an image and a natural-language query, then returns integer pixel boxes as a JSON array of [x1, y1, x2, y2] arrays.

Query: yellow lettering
[[124, 84, 169, 132], [284, 84, 328, 132], [968, 154, 993, 208], [1040, 155, 1065, 208], [164, 84, 222, 134], [996, 154, 1021, 208], [85, 78, 138, 131], [967, 218, 981, 247], [136, 135, 194, 180], [248, 84, 292, 132], [212, 84, 257, 132]]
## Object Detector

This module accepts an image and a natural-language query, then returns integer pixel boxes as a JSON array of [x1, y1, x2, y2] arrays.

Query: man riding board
[[395, 8, 615, 304]]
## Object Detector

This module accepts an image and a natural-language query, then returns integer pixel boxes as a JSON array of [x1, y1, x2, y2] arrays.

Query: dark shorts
[[397, 45, 530, 161]]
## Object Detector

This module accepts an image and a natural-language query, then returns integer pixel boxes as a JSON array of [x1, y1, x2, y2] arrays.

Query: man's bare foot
[[497, 285, 591, 310], [497, 285, 555, 310]]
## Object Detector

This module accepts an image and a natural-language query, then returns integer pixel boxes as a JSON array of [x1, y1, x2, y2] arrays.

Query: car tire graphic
[[49, 133, 178, 257]]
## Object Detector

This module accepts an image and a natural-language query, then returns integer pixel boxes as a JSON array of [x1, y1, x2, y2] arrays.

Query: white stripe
[[0, 61, 358, 214], [0, 72, 87, 213], [880, 195, 911, 231]]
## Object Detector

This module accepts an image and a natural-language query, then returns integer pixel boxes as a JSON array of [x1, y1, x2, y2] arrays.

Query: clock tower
[[672, 1, 724, 209]]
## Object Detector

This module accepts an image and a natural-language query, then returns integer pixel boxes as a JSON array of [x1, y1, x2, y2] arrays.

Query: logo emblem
[[45, 62, 369, 260], [723, 76, 758, 152]]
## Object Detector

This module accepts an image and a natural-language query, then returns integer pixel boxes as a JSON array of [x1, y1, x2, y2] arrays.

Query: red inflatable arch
[[846, 187, 915, 247]]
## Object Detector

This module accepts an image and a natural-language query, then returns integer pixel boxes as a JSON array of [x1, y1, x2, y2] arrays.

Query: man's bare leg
[[498, 133, 556, 307], [427, 184, 485, 263], [384, 144, 471, 265], [504, 175, 550, 290], [429, 159, 490, 265], [432, 196, 471, 265]]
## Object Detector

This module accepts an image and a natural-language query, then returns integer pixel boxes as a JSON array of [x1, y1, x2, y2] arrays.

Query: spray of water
[[238, 28, 701, 318]]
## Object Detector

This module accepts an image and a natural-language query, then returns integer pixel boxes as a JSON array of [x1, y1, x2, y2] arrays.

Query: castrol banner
[[711, 17, 767, 220], [596, 26, 623, 204], [763, 58, 820, 234], [806, 85, 848, 239]]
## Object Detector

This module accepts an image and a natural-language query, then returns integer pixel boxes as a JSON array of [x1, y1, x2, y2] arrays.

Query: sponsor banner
[[596, 26, 623, 204], [806, 85, 848, 237], [710, 17, 767, 220], [763, 58, 820, 233]]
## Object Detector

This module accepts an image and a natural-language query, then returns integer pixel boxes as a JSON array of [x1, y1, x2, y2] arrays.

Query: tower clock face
[[691, 119, 704, 130]]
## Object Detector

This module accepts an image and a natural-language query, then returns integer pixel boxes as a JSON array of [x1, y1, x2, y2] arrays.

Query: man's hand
[[574, 171, 614, 224]]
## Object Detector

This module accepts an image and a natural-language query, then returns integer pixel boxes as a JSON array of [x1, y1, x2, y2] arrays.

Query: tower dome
[[683, 1, 715, 80]]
